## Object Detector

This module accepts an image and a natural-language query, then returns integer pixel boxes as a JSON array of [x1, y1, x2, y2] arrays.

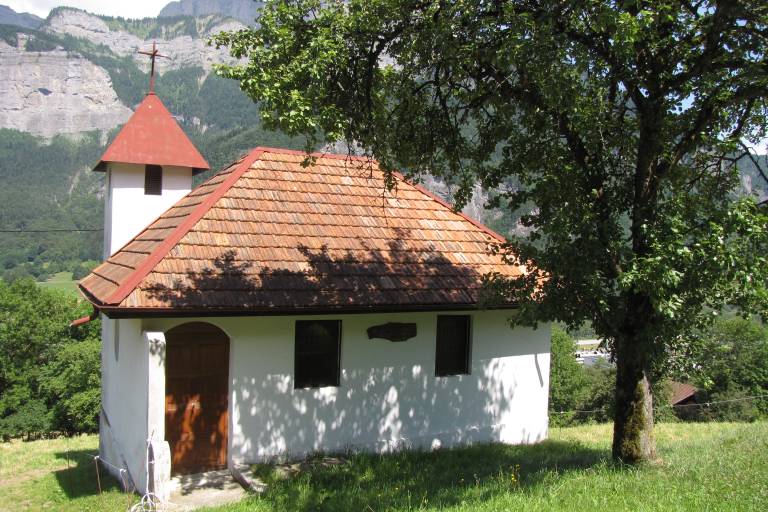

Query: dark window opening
[[435, 315, 471, 376], [295, 320, 341, 389], [144, 165, 162, 195]]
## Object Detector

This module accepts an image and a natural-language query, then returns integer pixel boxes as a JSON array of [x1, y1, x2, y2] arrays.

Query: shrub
[[697, 386, 762, 422], [692, 317, 768, 421], [549, 328, 674, 425], [0, 399, 51, 441], [71, 260, 98, 280], [549, 328, 589, 426], [0, 279, 101, 438], [40, 339, 101, 433], [579, 361, 615, 423]]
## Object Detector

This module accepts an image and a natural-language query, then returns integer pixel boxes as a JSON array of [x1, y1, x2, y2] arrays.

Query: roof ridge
[[99, 148, 266, 306], [80, 154, 249, 274], [391, 171, 508, 244], [255, 146, 379, 162]]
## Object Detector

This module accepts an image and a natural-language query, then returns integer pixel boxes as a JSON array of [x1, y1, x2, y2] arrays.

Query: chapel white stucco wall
[[99, 317, 148, 490], [100, 319, 168, 495], [144, 310, 551, 466], [103, 162, 192, 257]]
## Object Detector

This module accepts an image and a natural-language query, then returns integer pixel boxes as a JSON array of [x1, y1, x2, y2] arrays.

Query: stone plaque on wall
[[367, 323, 417, 342]]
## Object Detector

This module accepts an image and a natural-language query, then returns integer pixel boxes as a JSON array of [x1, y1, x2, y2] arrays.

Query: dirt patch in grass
[[0, 468, 54, 489]]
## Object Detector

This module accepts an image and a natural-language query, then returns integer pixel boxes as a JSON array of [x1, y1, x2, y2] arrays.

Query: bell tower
[[93, 43, 209, 257], [91, 44, 210, 498]]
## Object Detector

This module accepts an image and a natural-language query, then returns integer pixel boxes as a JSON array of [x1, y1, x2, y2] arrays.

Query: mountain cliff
[[44, 7, 243, 74], [0, 39, 133, 137], [159, 0, 264, 25], [0, 7, 246, 137]]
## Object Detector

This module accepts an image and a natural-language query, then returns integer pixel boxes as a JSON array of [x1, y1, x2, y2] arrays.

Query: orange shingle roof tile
[[94, 93, 209, 172], [79, 147, 524, 316]]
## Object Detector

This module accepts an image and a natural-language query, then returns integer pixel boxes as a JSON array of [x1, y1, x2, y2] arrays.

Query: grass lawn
[[1, 422, 766, 511], [37, 271, 80, 297], [0, 434, 127, 511]]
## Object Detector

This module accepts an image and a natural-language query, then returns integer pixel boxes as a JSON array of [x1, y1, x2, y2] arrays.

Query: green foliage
[[214, 0, 768, 461], [0, 399, 51, 440], [548, 328, 589, 425], [0, 279, 100, 438], [580, 361, 617, 424], [154, 67, 270, 132], [549, 329, 678, 426], [39, 339, 101, 433], [71, 261, 98, 281], [198, 73, 265, 130], [0, 23, 23, 46], [699, 386, 762, 422], [689, 317, 768, 420], [548, 328, 615, 425]]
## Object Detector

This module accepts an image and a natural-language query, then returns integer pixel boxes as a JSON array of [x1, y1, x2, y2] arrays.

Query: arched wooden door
[[165, 322, 229, 475]]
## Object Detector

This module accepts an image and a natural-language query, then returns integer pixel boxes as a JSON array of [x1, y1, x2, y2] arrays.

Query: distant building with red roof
[[670, 381, 698, 406]]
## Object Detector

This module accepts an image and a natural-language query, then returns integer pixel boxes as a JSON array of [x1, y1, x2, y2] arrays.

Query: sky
[[6, 0, 163, 19]]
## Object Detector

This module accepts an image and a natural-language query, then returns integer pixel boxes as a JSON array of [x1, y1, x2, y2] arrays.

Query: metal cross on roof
[[138, 41, 168, 94]]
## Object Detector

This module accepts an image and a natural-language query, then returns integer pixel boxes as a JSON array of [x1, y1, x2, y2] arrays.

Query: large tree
[[213, 0, 768, 462]]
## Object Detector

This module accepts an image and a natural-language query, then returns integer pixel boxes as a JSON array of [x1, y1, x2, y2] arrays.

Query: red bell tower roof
[[94, 93, 209, 173]]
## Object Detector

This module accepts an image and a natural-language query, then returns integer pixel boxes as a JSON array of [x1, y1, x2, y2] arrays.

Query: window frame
[[144, 164, 163, 195], [434, 315, 472, 377], [294, 319, 342, 389]]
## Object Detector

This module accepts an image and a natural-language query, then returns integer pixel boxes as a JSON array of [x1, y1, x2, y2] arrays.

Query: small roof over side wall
[[94, 93, 209, 173], [79, 147, 525, 316]]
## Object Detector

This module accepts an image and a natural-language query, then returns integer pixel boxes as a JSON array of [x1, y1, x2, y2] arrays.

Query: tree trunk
[[612, 335, 656, 463]]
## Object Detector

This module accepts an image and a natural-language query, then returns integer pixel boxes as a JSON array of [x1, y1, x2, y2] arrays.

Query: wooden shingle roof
[[79, 147, 524, 316], [94, 93, 209, 172]]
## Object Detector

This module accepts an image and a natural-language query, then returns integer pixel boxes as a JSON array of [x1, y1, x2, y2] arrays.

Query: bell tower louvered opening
[[144, 165, 163, 195]]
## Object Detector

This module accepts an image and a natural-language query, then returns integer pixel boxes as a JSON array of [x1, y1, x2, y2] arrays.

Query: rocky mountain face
[[0, 4, 42, 29], [44, 8, 244, 74], [0, 38, 132, 137], [159, 0, 264, 25], [0, 7, 245, 137]]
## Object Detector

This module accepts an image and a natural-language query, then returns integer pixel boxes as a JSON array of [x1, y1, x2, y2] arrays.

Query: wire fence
[[552, 393, 768, 415], [0, 228, 102, 233]]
